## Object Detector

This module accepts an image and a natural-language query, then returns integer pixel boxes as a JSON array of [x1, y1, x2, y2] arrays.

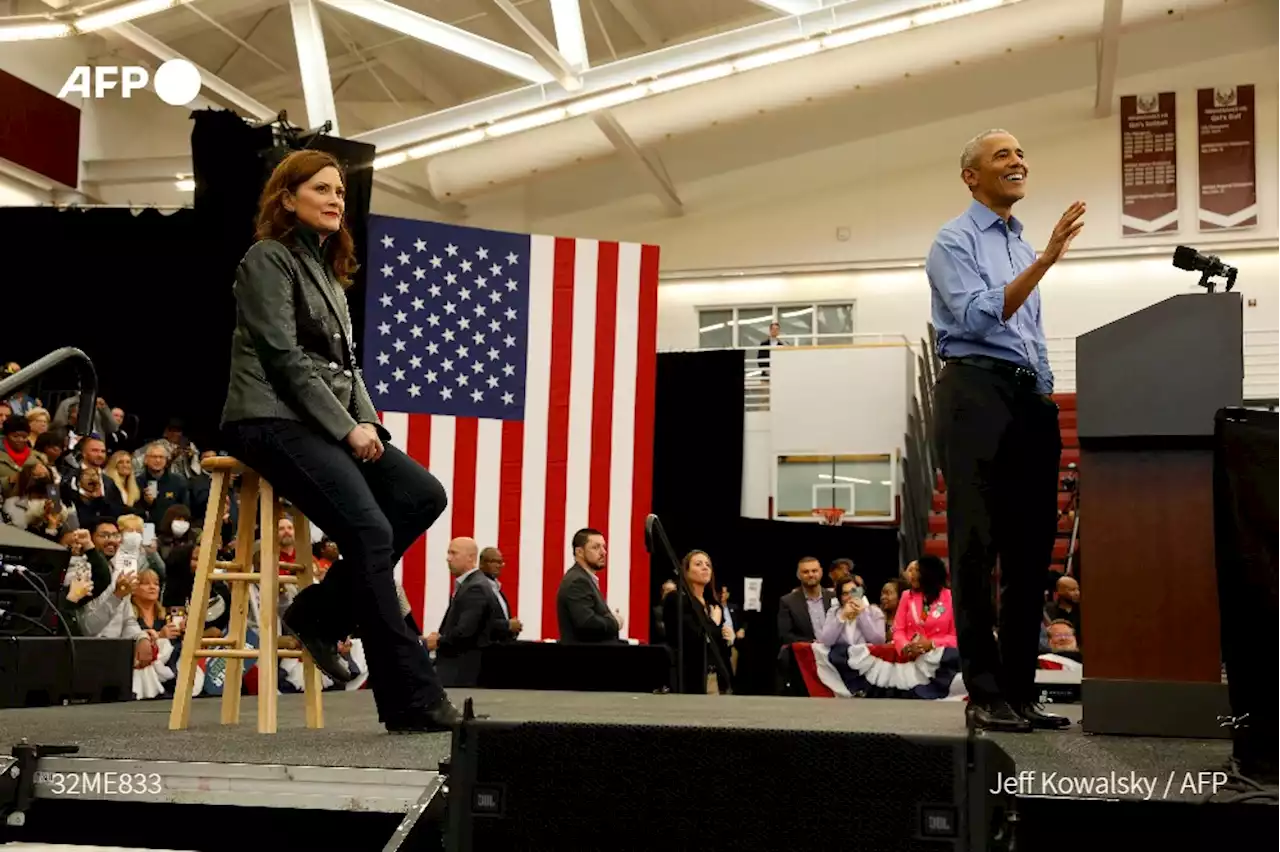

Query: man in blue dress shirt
[[926, 129, 1084, 734]]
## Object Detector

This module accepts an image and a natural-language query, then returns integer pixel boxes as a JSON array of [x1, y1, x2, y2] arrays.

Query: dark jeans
[[222, 417, 449, 722], [932, 363, 1061, 705]]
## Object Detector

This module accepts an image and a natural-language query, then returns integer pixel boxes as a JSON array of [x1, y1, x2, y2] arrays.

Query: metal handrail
[[0, 348, 98, 437]]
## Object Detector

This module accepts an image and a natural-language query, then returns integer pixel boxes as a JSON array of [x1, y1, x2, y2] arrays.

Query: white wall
[[740, 346, 914, 519], [658, 247, 1279, 353], [0, 169, 50, 206]]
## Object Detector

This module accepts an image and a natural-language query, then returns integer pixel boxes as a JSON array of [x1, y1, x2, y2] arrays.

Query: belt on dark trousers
[[944, 356, 1040, 391]]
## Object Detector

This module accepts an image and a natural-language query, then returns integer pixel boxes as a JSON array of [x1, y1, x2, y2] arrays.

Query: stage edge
[[30, 756, 438, 813]]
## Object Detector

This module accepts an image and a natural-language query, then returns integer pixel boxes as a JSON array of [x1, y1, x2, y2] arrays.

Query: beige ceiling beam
[[1094, 0, 1123, 118], [591, 111, 683, 216]]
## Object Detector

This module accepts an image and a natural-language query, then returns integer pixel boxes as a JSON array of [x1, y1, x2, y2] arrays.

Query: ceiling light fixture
[[76, 0, 192, 33], [0, 0, 192, 41], [0, 21, 73, 41], [372, 0, 1021, 169]]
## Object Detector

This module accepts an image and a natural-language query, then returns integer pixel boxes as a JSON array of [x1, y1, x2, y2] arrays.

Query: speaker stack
[[443, 712, 1015, 851], [1213, 407, 1279, 779]]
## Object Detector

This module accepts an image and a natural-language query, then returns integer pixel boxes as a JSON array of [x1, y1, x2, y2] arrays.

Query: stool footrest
[[197, 649, 304, 660], [211, 571, 300, 584], [202, 637, 237, 647]]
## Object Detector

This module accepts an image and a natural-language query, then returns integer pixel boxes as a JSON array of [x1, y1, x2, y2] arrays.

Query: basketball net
[[812, 507, 846, 526]]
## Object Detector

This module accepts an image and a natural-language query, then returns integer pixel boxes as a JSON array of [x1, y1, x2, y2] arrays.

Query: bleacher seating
[[924, 392, 1079, 572]]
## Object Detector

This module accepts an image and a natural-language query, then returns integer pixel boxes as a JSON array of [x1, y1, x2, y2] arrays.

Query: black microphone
[[1172, 245, 1237, 292], [1173, 245, 1223, 273]]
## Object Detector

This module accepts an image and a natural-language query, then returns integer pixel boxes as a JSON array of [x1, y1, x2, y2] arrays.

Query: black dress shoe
[[386, 700, 464, 734], [966, 700, 1033, 733], [282, 611, 353, 684], [1016, 703, 1072, 730]]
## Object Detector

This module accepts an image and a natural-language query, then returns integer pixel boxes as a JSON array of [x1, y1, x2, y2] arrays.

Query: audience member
[[879, 578, 902, 644], [68, 464, 125, 525], [157, 504, 198, 563], [1045, 576, 1081, 646], [663, 550, 734, 694], [132, 568, 181, 640], [556, 527, 623, 643], [53, 396, 118, 443], [1, 415, 36, 496], [162, 543, 231, 636], [893, 557, 957, 661], [2, 364, 39, 414], [106, 450, 141, 508], [25, 407, 50, 441], [777, 556, 836, 645], [34, 431, 66, 484], [136, 441, 189, 526], [652, 579, 676, 643], [1044, 619, 1080, 656], [187, 449, 220, 524], [2, 462, 71, 539], [134, 419, 200, 481], [818, 572, 886, 646], [116, 513, 165, 581], [109, 407, 134, 451], [427, 538, 516, 686]]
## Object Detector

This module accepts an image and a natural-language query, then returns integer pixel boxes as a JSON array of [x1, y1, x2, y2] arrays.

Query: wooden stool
[[169, 456, 325, 734]]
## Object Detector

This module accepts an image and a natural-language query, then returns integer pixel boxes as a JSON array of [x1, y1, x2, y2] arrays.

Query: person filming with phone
[[818, 572, 887, 647]]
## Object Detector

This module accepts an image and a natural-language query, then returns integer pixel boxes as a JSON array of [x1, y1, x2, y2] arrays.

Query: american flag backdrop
[[362, 214, 659, 642]]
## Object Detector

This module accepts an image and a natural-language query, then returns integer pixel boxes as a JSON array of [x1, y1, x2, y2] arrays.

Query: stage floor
[[0, 691, 1233, 809]]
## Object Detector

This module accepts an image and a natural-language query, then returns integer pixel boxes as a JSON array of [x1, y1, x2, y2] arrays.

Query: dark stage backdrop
[[0, 205, 220, 447], [0, 110, 379, 452]]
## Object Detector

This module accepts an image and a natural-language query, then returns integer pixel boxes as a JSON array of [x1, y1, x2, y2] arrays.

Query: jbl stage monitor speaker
[[1213, 408, 1278, 777], [444, 718, 1015, 852]]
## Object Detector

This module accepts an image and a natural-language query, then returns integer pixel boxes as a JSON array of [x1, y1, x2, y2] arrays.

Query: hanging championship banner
[[1120, 92, 1179, 235], [1198, 84, 1257, 230]]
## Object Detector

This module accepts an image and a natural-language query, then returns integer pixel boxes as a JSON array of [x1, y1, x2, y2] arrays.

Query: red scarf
[[4, 439, 30, 468]]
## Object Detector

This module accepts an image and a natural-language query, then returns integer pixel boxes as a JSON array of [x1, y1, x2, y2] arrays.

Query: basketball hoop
[[812, 507, 846, 526]]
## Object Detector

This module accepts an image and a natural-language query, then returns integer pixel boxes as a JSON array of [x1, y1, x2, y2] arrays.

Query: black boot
[[386, 700, 463, 734], [1015, 702, 1072, 730], [966, 700, 1033, 733], [282, 609, 353, 684]]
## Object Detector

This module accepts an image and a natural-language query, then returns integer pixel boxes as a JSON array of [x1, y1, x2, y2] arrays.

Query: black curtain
[[0, 205, 218, 446], [650, 349, 744, 584]]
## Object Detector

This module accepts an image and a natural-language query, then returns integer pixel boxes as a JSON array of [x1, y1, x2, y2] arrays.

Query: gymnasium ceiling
[[3, 0, 1273, 219]]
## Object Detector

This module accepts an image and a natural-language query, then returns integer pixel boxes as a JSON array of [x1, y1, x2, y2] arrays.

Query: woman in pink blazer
[[892, 556, 957, 661]]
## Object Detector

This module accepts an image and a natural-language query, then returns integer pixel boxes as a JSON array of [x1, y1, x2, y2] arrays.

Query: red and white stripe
[[382, 235, 659, 642]]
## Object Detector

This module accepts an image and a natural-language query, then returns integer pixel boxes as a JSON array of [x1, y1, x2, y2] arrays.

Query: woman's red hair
[[255, 149, 359, 287]]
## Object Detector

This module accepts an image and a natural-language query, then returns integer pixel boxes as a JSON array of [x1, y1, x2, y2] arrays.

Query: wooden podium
[[1077, 292, 1242, 738]]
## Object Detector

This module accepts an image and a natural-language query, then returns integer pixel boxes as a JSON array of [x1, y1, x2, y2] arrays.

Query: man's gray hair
[[960, 128, 1009, 170]]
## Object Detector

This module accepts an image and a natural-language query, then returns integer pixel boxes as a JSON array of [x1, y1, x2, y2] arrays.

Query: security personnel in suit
[[219, 149, 457, 734], [556, 528, 622, 643], [428, 538, 516, 686]]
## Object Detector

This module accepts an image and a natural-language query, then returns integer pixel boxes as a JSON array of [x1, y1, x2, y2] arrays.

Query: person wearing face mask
[[157, 504, 198, 563], [2, 462, 73, 540], [116, 513, 165, 583]]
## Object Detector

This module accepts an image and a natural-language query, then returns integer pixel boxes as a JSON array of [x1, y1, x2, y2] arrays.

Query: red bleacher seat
[[1061, 430, 1078, 449], [1058, 410, 1077, 430], [1053, 393, 1076, 410], [933, 491, 1072, 512], [935, 470, 946, 493], [1060, 448, 1080, 468], [923, 536, 1075, 563], [928, 514, 947, 535]]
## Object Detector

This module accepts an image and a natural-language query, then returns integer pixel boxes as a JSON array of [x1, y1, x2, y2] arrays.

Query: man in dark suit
[[556, 528, 622, 643], [478, 546, 522, 639], [777, 556, 836, 645], [427, 537, 513, 686]]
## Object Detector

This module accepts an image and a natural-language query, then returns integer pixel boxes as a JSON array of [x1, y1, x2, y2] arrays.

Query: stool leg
[[256, 485, 281, 734], [291, 513, 325, 729], [220, 473, 260, 726], [169, 470, 230, 731]]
